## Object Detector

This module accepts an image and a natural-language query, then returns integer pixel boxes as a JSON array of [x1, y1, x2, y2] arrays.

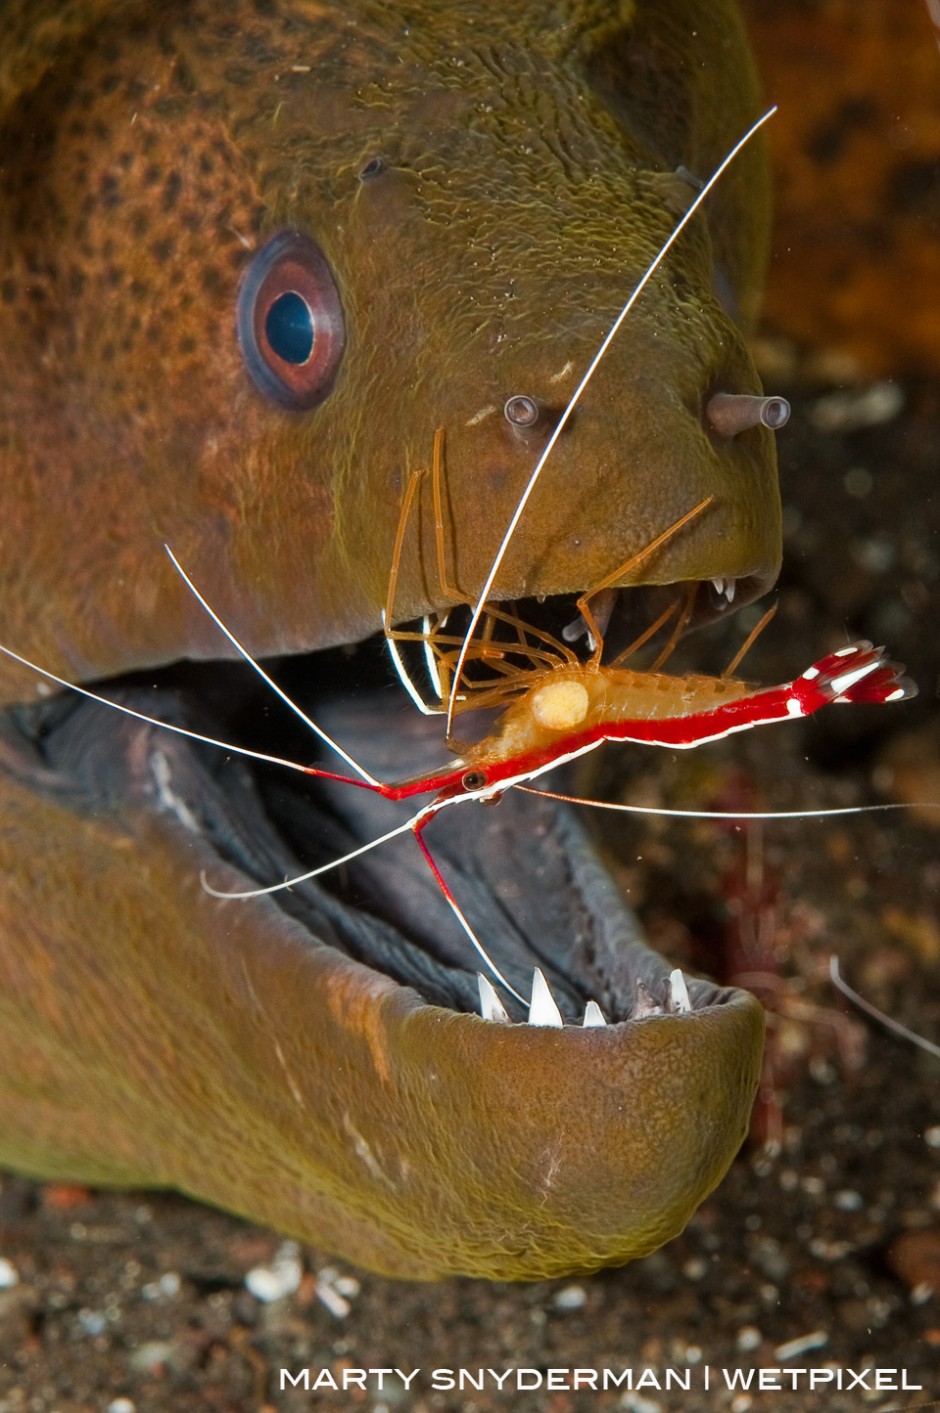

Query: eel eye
[[237, 231, 345, 411], [461, 770, 487, 792]]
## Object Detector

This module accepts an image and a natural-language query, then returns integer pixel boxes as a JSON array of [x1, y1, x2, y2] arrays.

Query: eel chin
[[0, 607, 764, 1282]]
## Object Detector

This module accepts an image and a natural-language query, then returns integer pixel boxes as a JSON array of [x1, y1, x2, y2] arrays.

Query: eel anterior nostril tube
[[503, 394, 540, 428], [706, 392, 791, 437]]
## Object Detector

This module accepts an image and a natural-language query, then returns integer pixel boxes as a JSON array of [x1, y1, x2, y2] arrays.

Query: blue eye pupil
[[265, 291, 314, 364]]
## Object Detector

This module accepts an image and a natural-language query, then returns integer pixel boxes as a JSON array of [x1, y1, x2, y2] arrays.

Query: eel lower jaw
[[1, 603, 768, 1280]]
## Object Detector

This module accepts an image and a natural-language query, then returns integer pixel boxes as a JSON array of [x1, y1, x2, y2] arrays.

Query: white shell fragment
[[477, 972, 511, 1023], [528, 968, 564, 1027], [245, 1240, 303, 1302]]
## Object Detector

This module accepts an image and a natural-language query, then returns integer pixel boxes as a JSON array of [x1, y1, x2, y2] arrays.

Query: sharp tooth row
[[710, 576, 737, 605], [668, 967, 692, 1014], [528, 967, 564, 1027], [475, 969, 694, 1025], [477, 973, 510, 1023], [582, 999, 607, 1028]]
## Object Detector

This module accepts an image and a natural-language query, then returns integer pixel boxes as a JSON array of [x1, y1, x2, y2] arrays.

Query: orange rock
[[748, 0, 940, 374]]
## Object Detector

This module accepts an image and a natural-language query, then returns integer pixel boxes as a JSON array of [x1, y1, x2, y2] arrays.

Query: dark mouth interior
[[15, 583, 744, 1025]]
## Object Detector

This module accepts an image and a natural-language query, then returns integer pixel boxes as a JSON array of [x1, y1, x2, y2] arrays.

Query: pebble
[[619, 1395, 661, 1413], [245, 1240, 303, 1303], [886, 1227, 940, 1293], [141, 1270, 181, 1301], [809, 381, 904, 433], [736, 1325, 762, 1353], [129, 1340, 176, 1373], [314, 1278, 351, 1319], [552, 1283, 587, 1311], [77, 1308, 108, 1337], [774, 1330, 829, 1360]]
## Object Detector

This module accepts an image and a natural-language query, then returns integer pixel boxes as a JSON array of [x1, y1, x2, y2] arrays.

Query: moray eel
[[0, 0, 776, 1279]]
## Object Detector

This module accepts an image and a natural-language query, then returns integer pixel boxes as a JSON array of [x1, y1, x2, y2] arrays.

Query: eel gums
[[0, 0, 777, 1279]]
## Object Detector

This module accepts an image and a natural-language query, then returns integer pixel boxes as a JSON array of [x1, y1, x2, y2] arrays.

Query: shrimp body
[[373, 642, 914, 810]]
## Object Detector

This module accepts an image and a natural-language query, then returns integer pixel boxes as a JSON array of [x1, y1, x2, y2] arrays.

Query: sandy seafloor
[[1, 19, 939, 1413]]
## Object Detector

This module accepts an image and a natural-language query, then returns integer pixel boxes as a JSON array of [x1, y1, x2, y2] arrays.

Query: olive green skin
[[0, 0, 772, 1279]]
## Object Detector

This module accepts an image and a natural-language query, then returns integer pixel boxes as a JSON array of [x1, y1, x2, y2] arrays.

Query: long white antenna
[[446, 106, 778, 733], [830, 956, 940, 1059], [517, 784, 929, 824], [202, 813, 419, 898], [0, 641, 321, 779], [165, 547, 379, 786]]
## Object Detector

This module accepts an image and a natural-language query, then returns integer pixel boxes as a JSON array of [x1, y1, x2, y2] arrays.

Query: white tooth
[[710, 576, 725, 597], [528, 968, 564, 1027], [668, 968, 692, 1014], [725, 578, 736, 604], [582, 1000, 608, 1028], [477, 973, 510, 1023]]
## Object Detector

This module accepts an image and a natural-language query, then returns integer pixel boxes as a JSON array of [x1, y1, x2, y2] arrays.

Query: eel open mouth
[[2, 579, 766, 1280], [15, 581, 758, 1026]]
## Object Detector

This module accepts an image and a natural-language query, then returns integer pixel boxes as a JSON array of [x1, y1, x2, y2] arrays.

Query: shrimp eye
[[237, 231, 345, 411], [461, 769, 487, 792]]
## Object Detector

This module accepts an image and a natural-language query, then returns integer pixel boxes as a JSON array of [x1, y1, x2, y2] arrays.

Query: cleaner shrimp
[[0, 109, 920, 1024]]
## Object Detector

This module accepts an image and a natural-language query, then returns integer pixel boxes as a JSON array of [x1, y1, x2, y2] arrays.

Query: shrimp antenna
[[205, 802, 529, 1007], [830, 956, 940, 1060], [517, 785, 931, 826], [446, 105, 779, 733], [164, 547, 380, 786], [0, 641, 334, 781], [202, 814, 420, 899]]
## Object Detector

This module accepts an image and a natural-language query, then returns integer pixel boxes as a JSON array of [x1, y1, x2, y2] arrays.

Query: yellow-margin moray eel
[[0, 0, 781, 1279]]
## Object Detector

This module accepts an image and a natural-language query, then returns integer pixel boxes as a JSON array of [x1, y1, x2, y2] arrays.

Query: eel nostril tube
[[706, 392, 791, 437], [504, 394, 540, 428]]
